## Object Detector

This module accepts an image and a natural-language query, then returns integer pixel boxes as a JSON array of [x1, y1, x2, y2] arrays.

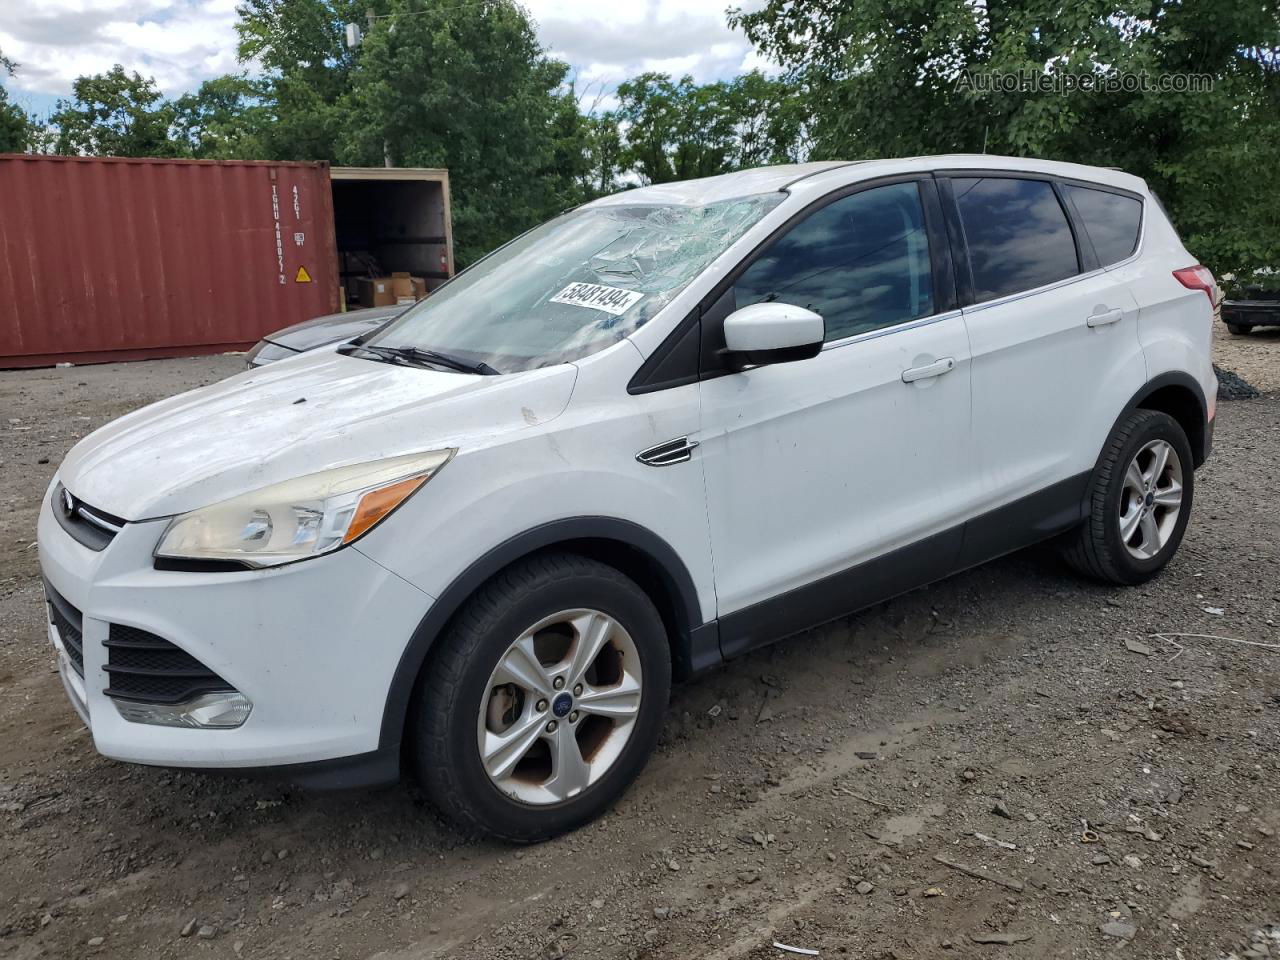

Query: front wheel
[[1062, 409, 1194, 585], [1226, 323, 1253, 335], [412, 553, 671, 842]]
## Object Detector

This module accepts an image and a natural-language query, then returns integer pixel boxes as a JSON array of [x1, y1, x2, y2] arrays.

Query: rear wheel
[[412, 553, 671, 842], [1062, 410, 1194, 585], [1227, 323, 1253, 335]]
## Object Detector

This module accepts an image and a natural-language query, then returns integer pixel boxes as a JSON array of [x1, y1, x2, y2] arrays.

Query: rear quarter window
[[1062, 184, 1143, 266], [952, 176, 1080, 302]]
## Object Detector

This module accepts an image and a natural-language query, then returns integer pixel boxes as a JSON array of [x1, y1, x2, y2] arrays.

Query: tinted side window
[[952, 177, 1079, 302], [733, 181, 934, 342], [1063, 184, 1142, 266]]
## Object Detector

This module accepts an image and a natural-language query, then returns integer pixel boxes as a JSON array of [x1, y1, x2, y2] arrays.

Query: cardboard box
[[358, 274, 428, 307], [356, 277, 397, 307], [390, 272, 428, 304]]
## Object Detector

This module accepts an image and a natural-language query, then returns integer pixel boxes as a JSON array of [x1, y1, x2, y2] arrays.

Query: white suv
[[39, 156, 1217, 840]]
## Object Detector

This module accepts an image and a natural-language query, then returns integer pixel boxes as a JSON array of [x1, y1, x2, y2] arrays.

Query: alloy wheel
[[1118, 438, 1183, 560], [476, 609, 643, 805]]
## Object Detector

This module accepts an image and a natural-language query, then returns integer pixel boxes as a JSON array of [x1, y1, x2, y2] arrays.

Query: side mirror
[[722, 302, 824, 369]]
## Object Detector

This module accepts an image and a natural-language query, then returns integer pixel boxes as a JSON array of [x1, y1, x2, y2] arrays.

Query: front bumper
[[37, 482, 432, 773]]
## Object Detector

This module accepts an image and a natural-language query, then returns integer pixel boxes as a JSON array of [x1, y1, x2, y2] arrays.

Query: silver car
[[245, 305, 404, 368]]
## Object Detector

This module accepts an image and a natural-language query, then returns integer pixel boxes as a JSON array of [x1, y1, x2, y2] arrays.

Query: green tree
[[547, 85, 596, 204], [614, 71, 807, 184], [731, 0, 1280, 277], [339, 0, 585, 264], [0, 92, 22, 152], [0, 48, 32, 153], [725, 71, 810, 168], [580, 111, 624, 198], [566, 80, 625, 198], [235, 0, 372, 161], [173, 74, 270, 158], [50, 66, 179, 157], [615, 73, 705, 183]]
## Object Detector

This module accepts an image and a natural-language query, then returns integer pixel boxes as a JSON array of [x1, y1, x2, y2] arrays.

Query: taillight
[[1173, 265, 1217, 305]]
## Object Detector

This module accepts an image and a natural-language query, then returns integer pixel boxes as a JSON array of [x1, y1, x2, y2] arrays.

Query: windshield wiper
[[403, 347, 502, 376], [346, 344, 501, 375]]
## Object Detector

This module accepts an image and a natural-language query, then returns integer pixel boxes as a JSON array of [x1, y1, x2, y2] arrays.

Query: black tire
[[412, 552, 671, 842], [1062, 409, 1194, 586], [1227, 323, 1253, 335]]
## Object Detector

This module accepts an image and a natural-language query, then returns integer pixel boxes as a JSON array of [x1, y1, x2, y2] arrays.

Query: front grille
[[52, 483, 126, 552], [46, 586, 85, 678], [103, 625, 235, 704]]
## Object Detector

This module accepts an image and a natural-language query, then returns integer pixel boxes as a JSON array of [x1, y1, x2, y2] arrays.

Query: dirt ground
[[1, 329, 1277, 960]]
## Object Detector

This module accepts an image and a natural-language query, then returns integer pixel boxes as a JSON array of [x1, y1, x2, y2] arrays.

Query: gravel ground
[[1214, 366, 1261, 402], [1214, 322, 1280, 394], [1, 339, 1277, 960]]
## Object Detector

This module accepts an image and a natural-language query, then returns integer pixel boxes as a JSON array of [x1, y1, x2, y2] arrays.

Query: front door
[[698, 178, 979, 656]]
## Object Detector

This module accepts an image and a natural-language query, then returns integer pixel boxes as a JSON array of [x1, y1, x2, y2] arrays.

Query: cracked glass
[[363, 193, 784, 373]]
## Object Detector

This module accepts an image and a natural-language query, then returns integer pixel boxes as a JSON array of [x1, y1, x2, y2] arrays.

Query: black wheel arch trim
[[377, 516, 708, 753], [1112, 371, 1211, 469]]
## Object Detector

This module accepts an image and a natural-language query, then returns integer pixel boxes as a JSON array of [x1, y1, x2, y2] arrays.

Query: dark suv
[[1222, 272, 1280, 335]]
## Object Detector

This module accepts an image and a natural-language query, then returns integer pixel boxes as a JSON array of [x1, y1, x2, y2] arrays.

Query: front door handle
[[1086, 307, 1124, 327], [901, 357, 955, 383]]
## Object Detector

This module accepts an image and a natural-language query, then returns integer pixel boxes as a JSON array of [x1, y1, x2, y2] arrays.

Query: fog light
[[113, 692, 253, 729]]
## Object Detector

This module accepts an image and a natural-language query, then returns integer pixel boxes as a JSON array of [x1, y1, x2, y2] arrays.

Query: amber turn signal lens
[[342, 474, 429, 544]]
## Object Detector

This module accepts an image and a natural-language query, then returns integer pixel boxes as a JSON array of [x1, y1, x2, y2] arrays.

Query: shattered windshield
[[361, 193, 783, 373]]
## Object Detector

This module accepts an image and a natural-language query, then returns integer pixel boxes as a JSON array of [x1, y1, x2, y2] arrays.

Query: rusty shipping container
[[0, 155, 340, 367], [0, 156, 352, 367]]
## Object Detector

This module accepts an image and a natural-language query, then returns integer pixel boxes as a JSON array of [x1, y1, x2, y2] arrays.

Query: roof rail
[[781, 161, 870, 191]]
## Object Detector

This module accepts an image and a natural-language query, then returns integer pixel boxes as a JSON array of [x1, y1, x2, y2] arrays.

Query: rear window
[[952, 177, 1080, 302], [1062, 184, 1143, 266]]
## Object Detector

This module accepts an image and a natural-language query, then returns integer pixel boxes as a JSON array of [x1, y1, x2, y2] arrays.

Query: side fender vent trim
[[636, 437, 700, 467]]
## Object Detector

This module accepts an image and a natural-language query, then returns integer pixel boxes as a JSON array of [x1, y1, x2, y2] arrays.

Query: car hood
[[265, 305, 404, 352], [58, 350, 577, 521]]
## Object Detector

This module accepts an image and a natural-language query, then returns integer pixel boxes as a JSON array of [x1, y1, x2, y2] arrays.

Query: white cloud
[[0, 0, 241, 106], [527, 0, 771, 98], [0, 0, 769, 108]]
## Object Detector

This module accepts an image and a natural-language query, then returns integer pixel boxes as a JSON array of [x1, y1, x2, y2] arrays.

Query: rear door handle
[[901, 357, 955, 383], [1086, 307, 1124, 327]]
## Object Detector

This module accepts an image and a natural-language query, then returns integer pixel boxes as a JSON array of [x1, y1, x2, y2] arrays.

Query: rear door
[[940, 172, 1147, 563], [698, 177, 979, 654]]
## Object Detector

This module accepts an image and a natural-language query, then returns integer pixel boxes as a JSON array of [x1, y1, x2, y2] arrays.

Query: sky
[[0, 0, 769, 117]]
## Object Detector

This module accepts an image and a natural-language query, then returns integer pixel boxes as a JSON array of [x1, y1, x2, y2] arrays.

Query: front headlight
[[154, 449, 455, 568]]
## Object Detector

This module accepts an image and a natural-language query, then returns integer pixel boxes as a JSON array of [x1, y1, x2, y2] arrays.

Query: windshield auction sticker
[[549, 282, 644, 316]]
